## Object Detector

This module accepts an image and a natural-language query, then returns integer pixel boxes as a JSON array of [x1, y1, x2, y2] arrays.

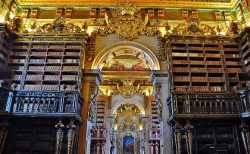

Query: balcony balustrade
[[6, 90, 83, 122]]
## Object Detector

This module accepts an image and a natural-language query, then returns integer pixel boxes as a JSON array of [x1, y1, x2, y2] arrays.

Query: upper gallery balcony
[[170, 93, 240, 119], [6, 89, 83, 122]]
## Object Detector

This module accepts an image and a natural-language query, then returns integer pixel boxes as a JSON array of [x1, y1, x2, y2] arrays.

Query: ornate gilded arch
[[91, 41, 160, 70]]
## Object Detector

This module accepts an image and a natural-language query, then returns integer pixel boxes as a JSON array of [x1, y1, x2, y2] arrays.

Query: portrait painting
[[123, 136, 134, 154]]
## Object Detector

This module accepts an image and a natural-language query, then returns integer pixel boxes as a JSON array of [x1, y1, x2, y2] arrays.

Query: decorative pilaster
[[66, 120, 76, 154], [173, 121, 182, 154], [78, 69, 103, 154], [184, 121, 193, 154], [151, 70, 170, 154], [240, 121, 250, 154], [55, 120, 65, 154]]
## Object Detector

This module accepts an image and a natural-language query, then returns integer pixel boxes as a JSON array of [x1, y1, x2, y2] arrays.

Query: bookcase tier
[[169, 36, 247, 93], [8, 35, 85, 92]]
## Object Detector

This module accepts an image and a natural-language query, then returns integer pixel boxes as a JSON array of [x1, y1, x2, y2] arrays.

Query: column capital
[[83, 69, 103, 86], [150, 70, 168, 85]]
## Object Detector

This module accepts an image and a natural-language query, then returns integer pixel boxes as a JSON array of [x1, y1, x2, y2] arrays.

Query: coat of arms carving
[[99, 2, 149, 40]]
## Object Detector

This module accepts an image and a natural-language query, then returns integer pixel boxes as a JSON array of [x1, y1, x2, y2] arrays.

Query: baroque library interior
[[1, 0, 250, 154]]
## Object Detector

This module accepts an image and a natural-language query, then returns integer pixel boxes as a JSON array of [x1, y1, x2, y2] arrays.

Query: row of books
[[42, 85, 59, 90], [210, 86, 223, 92], [29, 59, 45, 63], [65, 52, 80, 56], [24, 85, 42, 90], [174, 67, 227, 73], [223, 48, 238, 52], [13, 45, 29, 49], [172, 60, 224, 65], [64, 59, 79, 63], [45, 66, 61, 71], [205, 54, 220, 57], [62, 66, 79, 71], [23, 84, 77, 91], [192, 86, 209, 92], [48, 52, 63, 56], [10, 59, 26, 63], [11, 66, 24, 70], [61, 75, 78, 80], [206, 61, 222, 65], [26, 75, 43, 80], [226, 61, 242, 65], [173, 76, 190, 81], [172, 60, 189, 64], [49, 45, 65, 49], [207, 68, 223, 72], [188, 53, 204, 57], [173, 67, 189, 72], [47, 59, 62, 63], [227, 68, 244, 73], [208, 77, 225, 82], [31, 52, 47, 56], [28, 66, 44, 71], [224, 54, 241, 58], [12, 74, 22, 80], [32, 44, 48, 49], [44, 75, 60, 80], [190, 67, 206, 72], [10, 52, 26, 56], [191, 77, 207, 82]]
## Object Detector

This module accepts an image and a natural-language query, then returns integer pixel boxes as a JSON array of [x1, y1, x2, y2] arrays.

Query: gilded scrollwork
[[88, 83, 99, 123], [157, 36, 167, 61], [7, 17, 23, 33], [172, 15, 217, 36], [86, 31, 97, 61], [98, 2, 158, 40], [154, 83, 163, 122]]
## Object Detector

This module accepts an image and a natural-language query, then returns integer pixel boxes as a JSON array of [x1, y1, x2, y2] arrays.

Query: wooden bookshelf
[[8, 35, 84, 92], [170, 37, 247, 93]]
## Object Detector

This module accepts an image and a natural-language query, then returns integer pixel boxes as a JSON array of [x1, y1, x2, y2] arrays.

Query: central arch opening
[[91, 41, 161, 154]]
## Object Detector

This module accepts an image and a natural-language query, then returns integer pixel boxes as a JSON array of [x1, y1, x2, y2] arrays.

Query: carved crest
[[99, 2, 149, 40], [172, 15, 217, 36]]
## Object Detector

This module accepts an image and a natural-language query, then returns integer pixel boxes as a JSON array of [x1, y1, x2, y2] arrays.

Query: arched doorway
[[89, 41, 162, 154]]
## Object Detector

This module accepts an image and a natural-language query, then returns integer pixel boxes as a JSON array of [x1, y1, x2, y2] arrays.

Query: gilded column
[[55, 120, 65, 154], [78, 69, 103, 154], [184, 121, 193, 154]]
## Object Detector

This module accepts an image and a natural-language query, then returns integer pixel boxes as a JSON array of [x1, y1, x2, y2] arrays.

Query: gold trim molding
[[17, 0, 238, 9]]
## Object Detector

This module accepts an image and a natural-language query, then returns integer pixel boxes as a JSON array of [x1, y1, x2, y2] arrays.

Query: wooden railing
[[7, 90, 83, 122], [172, 93, 239, 115]]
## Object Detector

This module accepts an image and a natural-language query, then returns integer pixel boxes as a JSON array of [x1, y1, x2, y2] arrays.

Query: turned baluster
[[36, 98, 41, 112], [47, 98, 51, 112]]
